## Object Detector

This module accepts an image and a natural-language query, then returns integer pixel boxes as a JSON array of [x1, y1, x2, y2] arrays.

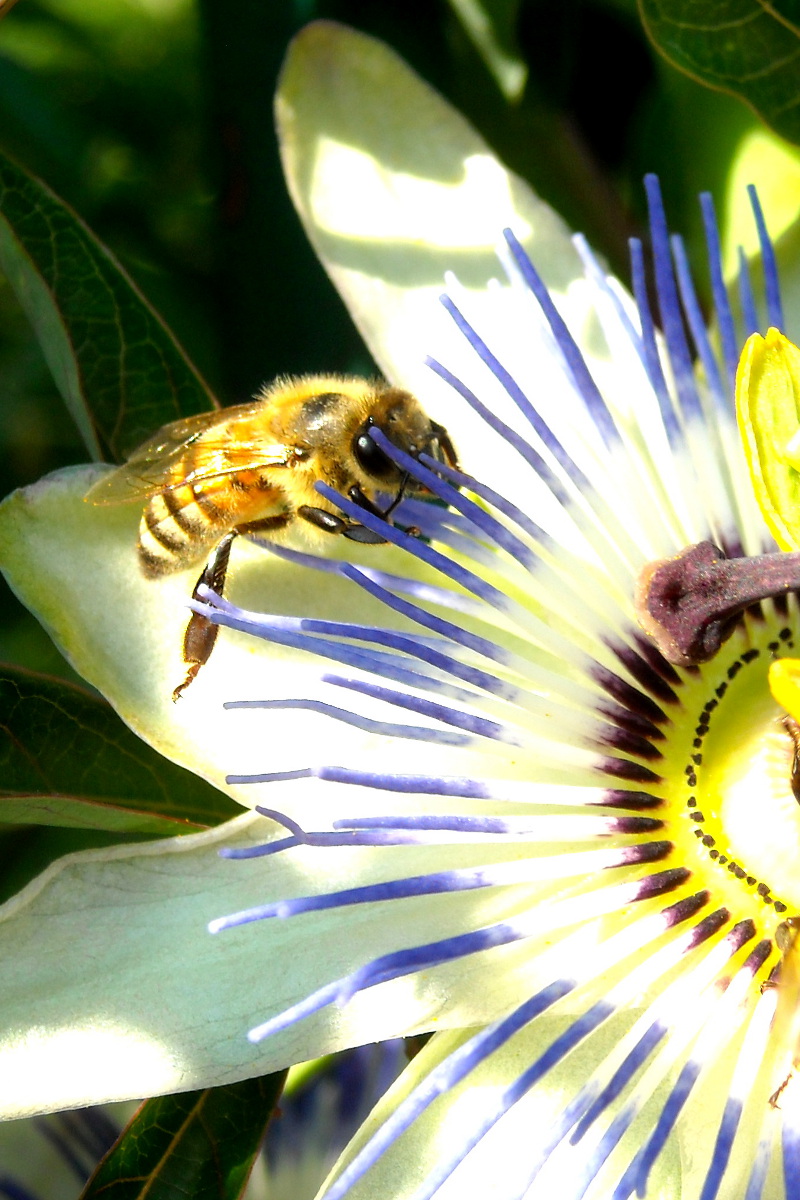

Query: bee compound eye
[[353, 419, 395, 479]]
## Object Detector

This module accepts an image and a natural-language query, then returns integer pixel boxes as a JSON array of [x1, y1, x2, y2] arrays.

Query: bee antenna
[[383, 471, 411, 520]]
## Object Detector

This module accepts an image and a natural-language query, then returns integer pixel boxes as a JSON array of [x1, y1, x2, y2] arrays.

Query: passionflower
[[0, 1105, 123, 1199], [263, 1042, 406, 1200], [1, 18, 800, 1200], [193, 194, 800, 1195]]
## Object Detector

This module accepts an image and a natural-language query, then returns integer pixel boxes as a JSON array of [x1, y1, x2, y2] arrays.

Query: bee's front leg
[[346, 484, 420, 539], [173, 514, 290, 701]]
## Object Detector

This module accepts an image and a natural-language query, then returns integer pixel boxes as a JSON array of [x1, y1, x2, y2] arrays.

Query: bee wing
[[84, 405, 294, 505]]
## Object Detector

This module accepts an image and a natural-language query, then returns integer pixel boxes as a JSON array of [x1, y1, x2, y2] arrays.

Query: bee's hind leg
[[173, 514, 290, 701], [173, 532, 237, 701]]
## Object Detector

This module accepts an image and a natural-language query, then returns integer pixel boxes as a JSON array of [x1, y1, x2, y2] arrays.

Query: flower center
[[634, 540, 800, 931], [645, 606, 800, 944]]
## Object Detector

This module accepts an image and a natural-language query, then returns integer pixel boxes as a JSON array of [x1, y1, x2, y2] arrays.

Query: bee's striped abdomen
[[138, 483, 226, 577]]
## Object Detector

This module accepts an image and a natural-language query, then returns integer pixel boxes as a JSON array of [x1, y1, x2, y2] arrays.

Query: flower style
[[2, 19, 800, 1200]]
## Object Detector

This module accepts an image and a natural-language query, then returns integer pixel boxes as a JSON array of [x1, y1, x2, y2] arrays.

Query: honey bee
[[85, 375, 457, 700], [767, 915, 800, 1107]]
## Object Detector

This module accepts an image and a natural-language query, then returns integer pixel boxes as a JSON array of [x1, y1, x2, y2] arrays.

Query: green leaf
[[736, 327, 800, 549], [80, 1075, 286, 1200], [638, 0, 800, 145], [443, 0, 527, 101], [0, 824, 158, 907], [0, 663, 240, 832], [0, 150, 217, 463]]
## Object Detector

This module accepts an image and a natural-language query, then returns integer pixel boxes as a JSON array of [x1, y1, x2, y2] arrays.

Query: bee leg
[[348, 480, 411, 522], [769, 1066, 795, 1108], [297, 504, 388, 545], [173, 532, 238, 701], [297, 505, 349, 535], [173, 514, 290, 701], [347, 485, 385, 519], [347, 483, 421, 541], [430, 421, 459, 471], [343, 524, 390, 545]]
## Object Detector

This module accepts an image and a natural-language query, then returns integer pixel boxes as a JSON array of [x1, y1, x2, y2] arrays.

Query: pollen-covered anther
[[635, 541, 800, 666]]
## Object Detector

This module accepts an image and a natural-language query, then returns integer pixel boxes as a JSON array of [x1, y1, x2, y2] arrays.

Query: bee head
[[353, 391, 458, 486]]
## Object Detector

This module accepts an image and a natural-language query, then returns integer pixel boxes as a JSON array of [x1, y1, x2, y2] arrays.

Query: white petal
[[1, 467, 611, 822], [276, 23, 624, 501], [0, 468, 497, 812], [317, 1019, 682, 1200], [0, 811, 546, 1116]]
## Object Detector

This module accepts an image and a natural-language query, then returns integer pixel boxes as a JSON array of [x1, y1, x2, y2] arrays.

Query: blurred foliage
[[80, 1074, 286, 1200], [0, 146, 218, 463], [0, 0, 214, 674], [639, 0, 800, 147], [0, 663, 240, 840]]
